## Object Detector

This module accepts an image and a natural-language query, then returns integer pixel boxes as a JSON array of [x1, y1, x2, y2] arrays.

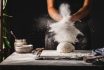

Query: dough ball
[[57, 42, 75, 53]]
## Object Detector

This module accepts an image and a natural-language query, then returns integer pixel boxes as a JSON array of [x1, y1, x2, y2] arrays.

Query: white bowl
[[15, 44, 33, 53]]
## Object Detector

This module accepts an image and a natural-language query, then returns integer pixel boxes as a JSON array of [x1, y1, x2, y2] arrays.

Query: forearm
[[72, 6, 89, 20], [71, 0, 90, 21], [47, 0, 61, 21], [48, 7, 62, 21]]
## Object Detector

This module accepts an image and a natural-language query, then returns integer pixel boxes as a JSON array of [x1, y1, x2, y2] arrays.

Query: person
[[45, 0, 91, 50]]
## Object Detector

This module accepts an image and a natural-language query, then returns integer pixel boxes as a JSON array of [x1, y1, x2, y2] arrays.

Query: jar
[[14, 39, 27, 47]]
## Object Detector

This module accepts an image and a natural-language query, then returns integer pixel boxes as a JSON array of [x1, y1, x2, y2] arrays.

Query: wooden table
[[0, 50, 103, 70], [0, 50, 93, 66]]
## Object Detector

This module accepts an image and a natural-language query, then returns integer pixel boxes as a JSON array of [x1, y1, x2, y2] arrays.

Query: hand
[[69, 15, 81, 22]]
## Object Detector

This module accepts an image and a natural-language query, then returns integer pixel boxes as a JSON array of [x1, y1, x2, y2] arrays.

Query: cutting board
[[38, 50, 93, 59]]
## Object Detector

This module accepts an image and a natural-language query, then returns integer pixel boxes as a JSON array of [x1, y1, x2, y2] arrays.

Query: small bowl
[[15, 44, 33, 53]]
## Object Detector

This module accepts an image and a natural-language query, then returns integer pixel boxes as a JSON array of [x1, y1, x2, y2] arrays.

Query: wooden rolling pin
[[32, 48, 44, 56], [83, 55, 104, 63]]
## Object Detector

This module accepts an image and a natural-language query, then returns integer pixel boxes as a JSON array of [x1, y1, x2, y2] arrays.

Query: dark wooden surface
[[0, 50, 93, 66], [0, 50, 104, 70]]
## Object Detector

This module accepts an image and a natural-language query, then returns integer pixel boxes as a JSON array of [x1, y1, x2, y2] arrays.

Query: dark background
[[4, 0, 104, 49], [5, 0, 48, 48]]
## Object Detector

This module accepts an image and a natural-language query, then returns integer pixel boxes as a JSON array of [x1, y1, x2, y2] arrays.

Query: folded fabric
[[92, 47, 104, 56]]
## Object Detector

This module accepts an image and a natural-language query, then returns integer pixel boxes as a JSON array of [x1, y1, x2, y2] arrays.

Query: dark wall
[[5, 0, 104, 49], [90, 0, 104, 49], [5, 0, 47, 48], [5, 0, 84, 49], [6, 0, 47, 36]]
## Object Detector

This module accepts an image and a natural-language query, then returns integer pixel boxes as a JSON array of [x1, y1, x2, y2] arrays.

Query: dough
[[57, 42, 75, 53]]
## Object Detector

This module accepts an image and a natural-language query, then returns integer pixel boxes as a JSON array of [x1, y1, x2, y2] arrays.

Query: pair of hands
[[48, 7, 82, 22], [47, 0, 90, 22], [55, 14, 81, 22], [69, 14, 81, 22]]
